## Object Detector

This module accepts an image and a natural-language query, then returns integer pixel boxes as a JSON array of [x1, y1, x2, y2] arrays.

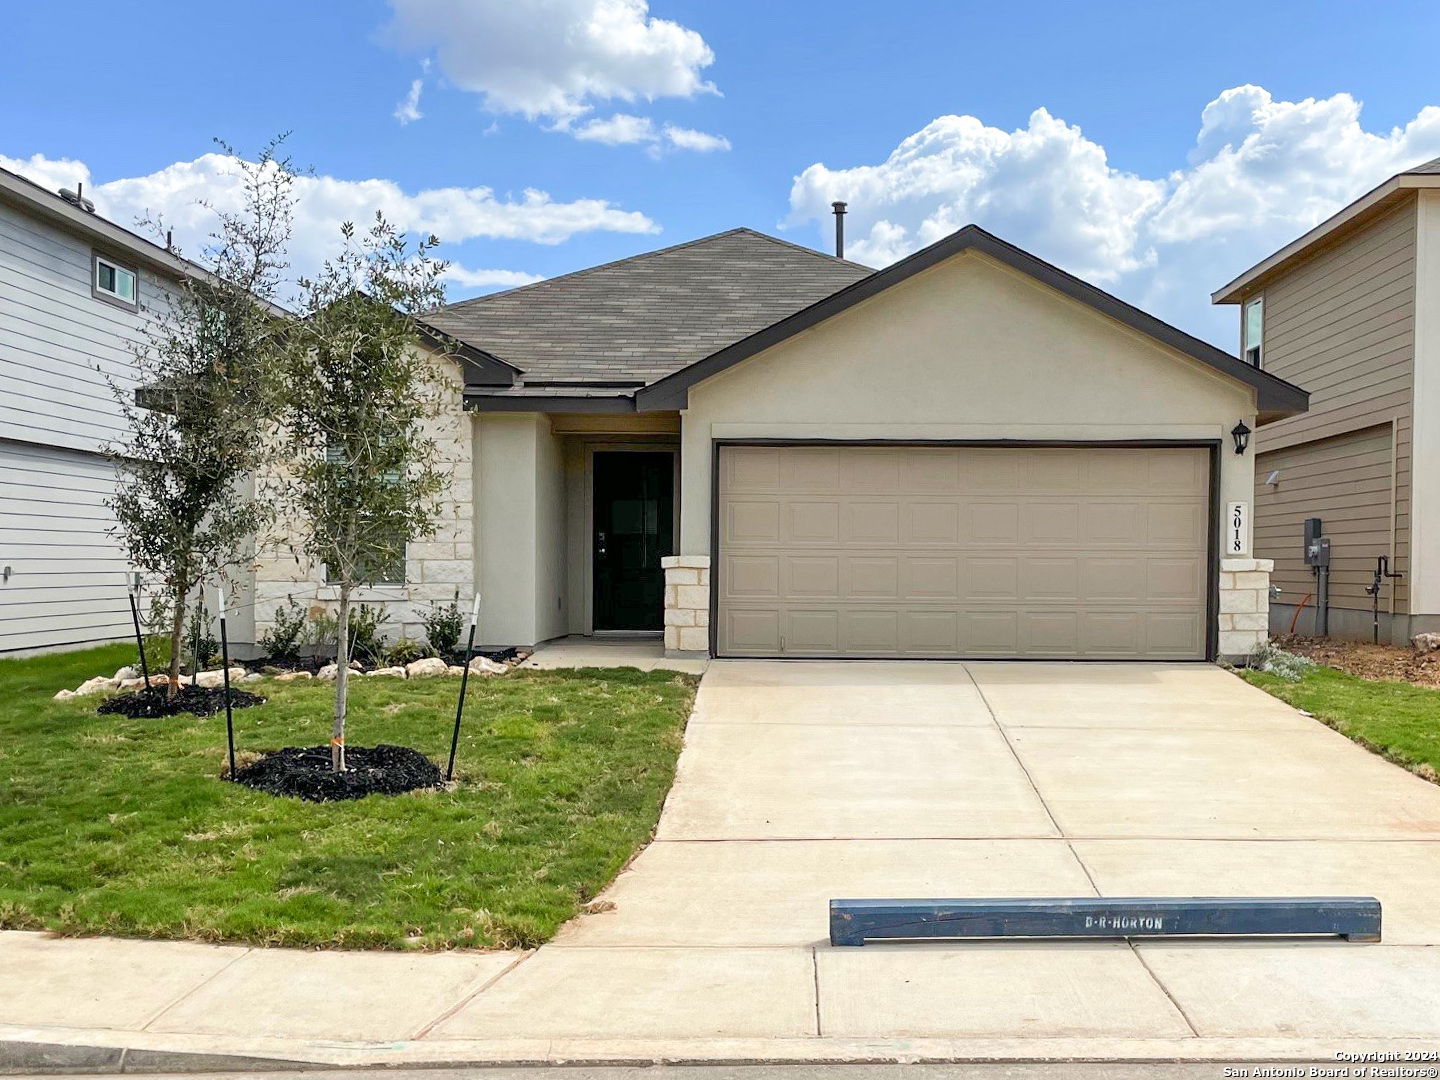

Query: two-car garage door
[[716, 444, 1212, 660]]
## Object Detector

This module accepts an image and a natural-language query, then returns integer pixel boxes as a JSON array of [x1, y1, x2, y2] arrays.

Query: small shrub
[[260, 598, 308, 664], [423, 591, 465, 656], [385, 637, 431, 666], [347, 604, 391, 667], [185, 600, 219, 671], [1251, 641, 1316, 682]]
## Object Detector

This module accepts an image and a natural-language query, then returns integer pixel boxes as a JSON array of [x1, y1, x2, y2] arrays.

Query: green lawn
[[0, 643, 697, 949], [1241, 665, 1440, 783]]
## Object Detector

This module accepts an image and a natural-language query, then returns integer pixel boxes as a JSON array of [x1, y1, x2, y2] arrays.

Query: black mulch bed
[[98, 684, 266, 719], [232, 744, 443, 802]]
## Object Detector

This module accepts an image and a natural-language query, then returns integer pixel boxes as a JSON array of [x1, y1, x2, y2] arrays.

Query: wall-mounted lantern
[[1231, 420, 1252, 455]]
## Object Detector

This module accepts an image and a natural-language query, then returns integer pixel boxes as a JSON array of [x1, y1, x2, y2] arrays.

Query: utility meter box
[[1303, 519, 1330, 567]]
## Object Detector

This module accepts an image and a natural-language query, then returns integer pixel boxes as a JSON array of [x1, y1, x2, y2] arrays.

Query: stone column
[[662, 555, 711, 657], [1218, 557, 1274, 662]]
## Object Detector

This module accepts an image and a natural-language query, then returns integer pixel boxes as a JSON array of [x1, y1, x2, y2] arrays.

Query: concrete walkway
[[6, 661, 1440, 1069]]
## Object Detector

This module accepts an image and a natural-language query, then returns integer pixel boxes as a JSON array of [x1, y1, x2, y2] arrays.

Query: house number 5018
[[1227, 502, 1249, 556]]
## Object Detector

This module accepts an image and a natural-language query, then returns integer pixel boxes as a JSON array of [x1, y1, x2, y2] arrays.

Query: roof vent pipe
[[59, 183, 95, 213], [831, 201, 847, 259]]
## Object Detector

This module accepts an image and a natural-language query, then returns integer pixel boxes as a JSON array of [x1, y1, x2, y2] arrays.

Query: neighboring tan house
[[0, 167, 261, 652], [256, 224, 1308, 662], [1212, 156, 1440, 644]]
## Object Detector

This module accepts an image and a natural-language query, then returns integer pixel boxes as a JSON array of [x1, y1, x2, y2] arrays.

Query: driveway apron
[[434, 660, 1440, 1044]]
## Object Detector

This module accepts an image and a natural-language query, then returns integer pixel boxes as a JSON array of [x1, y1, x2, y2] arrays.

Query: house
[[1212, 156, 1440, 645], [0, 167, 259, 653], [255, 224, 1308, 662]]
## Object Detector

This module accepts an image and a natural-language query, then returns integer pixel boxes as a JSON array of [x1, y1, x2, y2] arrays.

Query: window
[[93, 253, 138, 309], [1243, 297, 1263, 367], [322, 445, 407, 585]]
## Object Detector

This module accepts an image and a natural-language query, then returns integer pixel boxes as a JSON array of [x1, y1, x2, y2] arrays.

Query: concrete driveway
[[432, 660, 1440, 1053]]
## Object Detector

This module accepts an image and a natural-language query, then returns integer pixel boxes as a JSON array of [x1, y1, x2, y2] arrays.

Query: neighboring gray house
[[0, 167, 254, 652], [1213, 156, 1440, 644]]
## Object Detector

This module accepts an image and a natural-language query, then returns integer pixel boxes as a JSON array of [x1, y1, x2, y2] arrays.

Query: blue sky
[[5, 0, 1440, 345]]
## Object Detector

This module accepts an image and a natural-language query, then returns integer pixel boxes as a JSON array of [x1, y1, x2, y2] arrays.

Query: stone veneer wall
[[251, 352, 473, 646], [1218, 557, 1274, 662], [662, 555, 711, 656]]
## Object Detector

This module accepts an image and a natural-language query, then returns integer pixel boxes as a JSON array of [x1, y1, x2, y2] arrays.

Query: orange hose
[[1288, 593, 1313, 636]]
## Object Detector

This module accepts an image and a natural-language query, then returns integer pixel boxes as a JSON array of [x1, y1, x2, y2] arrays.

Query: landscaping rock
[[75, 676, 120, 696], [316, 664, 338, 681], [446, 665, 465, 676], [366, 666, 408, 678], [242, 673, 265, 683], [405, 657, 450, 678], [113, 666, 138, 682], [274, 670, 312, 682], [1414, 632, 1440, 655], [467, 656, 508, 677], [53, 688, 76, 701], [194, 667, 246, 689]]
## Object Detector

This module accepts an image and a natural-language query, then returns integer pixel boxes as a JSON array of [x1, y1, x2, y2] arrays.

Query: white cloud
[[2, 151, 658, 300], [573, 113, 730, 157], [443, 265, 545, 290], [575, 113, 657, 145], [662, 124, 730, 153], [394, 78, 424, 125], [787, 86, 1440, 343], [1, 152, 91, 196], [385, 0, 717, 128]]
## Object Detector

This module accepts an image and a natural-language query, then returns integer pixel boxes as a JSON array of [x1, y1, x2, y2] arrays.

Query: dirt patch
[[1274, 635, 1440, 689], [232, 744, 442, 802], [98, 684, 266, 719]]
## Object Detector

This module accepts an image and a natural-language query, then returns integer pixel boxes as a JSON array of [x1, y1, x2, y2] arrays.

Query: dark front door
[[593, 451, 674, 631]]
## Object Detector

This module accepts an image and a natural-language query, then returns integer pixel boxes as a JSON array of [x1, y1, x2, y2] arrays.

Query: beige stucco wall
[[677, 249, 1264, 657], [252, 348, 473, 647], [473, 411, 570, 647]]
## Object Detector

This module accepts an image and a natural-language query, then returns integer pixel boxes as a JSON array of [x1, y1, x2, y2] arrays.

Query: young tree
[[106, 140, 295, 697], [275, 214, 450, 771]]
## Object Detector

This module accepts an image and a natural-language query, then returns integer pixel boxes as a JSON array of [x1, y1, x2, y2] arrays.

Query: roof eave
[[637, 224, 1310, 421], [463, 392, 637, 414], [1212, 174, 1440, 304]]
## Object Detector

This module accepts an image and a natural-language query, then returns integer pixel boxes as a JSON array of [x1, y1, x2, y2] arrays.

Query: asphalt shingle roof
[[1405, 155, 1440, 175], [426, 228, 872, 394]]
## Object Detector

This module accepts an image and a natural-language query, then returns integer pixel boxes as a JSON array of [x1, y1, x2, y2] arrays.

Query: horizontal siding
[[1251, 198, 1415, 615], [0, 440, 139, 651], [1255, 426, 1406, 614], [0, 201, 175, 456]]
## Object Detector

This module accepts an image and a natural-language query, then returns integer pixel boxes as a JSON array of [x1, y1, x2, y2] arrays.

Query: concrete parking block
[[816, 942, 1192, 1038], [1073, 839, 1440, 945], [966, 663, 1311, 731], [1137, 942, 1440, 1037], [148, 947, 520, 1041], [430, 947, 817, 1040], [1006, 725, 1440, 839], [557, 839, 1096, 947], [658, 722, 1057, 840], [0, 932, 246, 1032]]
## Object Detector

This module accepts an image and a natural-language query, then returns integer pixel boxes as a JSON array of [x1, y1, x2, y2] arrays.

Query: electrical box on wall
[[1303, 517, 1328, 567]]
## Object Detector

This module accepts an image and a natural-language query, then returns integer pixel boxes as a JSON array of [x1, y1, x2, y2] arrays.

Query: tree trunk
[[166, 581, 186, 701], [332, 582, 350, 772]]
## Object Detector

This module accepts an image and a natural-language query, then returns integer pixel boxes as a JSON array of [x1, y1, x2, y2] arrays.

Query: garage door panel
[[717, 445, 1210, 659], [904, 557, 961, 599]]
